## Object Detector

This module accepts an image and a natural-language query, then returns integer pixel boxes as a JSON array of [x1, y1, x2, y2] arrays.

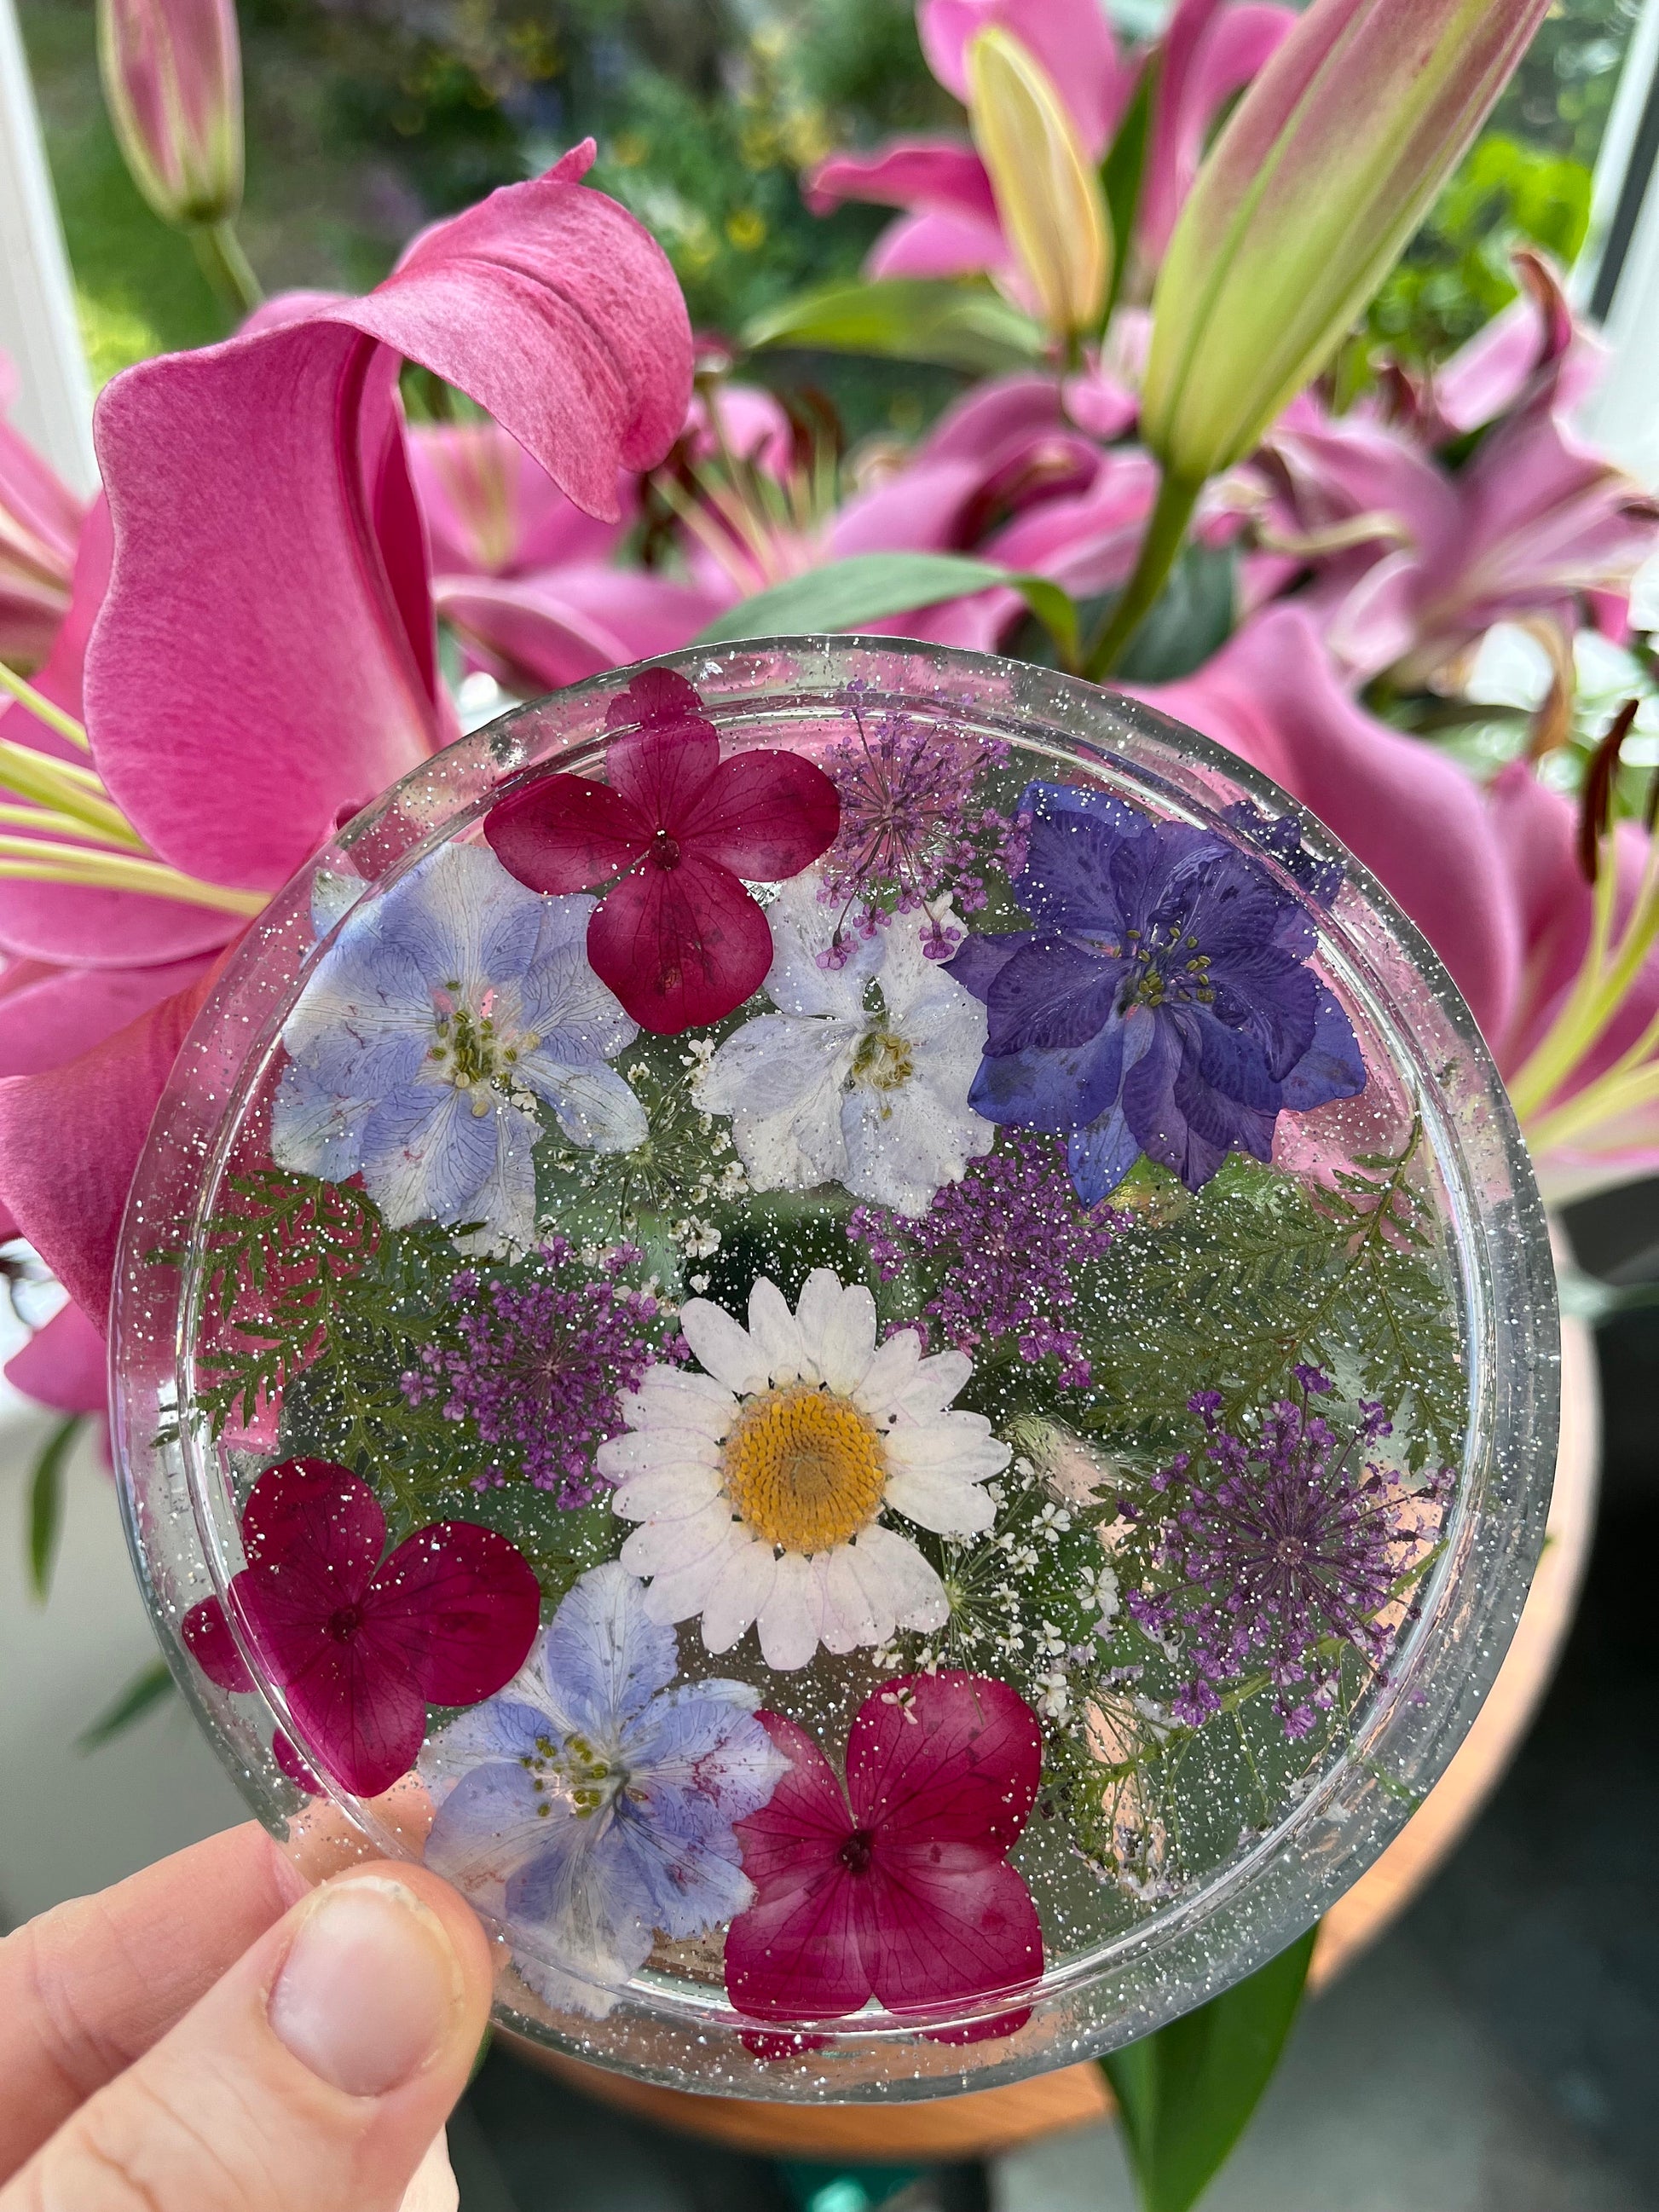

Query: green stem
[[189, 218, 263, 321], [1083, 466, 1202, 682]]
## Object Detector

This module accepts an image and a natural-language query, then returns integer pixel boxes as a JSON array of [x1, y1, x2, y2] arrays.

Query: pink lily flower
[[1251, 258, 1659, 683], [0, 146, 692, 1398], [408, 417, 724, 696], [0, 361, 86, 674], [806, 0, 1294, 300]]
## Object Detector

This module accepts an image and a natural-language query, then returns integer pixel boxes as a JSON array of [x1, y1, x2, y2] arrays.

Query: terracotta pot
[[508, 1296, 1597, 2163]]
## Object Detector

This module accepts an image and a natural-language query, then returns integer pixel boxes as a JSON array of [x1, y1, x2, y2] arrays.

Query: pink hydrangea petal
[[605, 679, 722, 823], [677, 750, 841, 881], [276, 1632, 427, 1799], [0, 954, 215, 1077], [240, 1457, 385, 1585], [363, 1518, 540, 1706], [847, 1672, 1042, 1850], [0, 971, 213, 1330], [181, 1594, 255, 1694], [587, 849, 773, 1033], [3, 1298, 106, 1412], [861, 1845, 1043, 2028], [272, 1728, 322, 1795], [725, 1713, 872, 2023], [485, 771, 650, 892]]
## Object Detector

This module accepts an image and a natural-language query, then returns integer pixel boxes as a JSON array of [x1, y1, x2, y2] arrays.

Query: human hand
[[0, 1822, 494, 2212]]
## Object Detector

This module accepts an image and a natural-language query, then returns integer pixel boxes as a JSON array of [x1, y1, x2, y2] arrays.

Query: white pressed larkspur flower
[[597, 1268, 1009, 1670], [691, 873, 993, 1218]]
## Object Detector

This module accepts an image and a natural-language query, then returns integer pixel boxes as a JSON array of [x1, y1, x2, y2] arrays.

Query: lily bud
[[966, 26, 1112, 344], [1142, 0, 1551, 486], [97, 0, 244, 228]]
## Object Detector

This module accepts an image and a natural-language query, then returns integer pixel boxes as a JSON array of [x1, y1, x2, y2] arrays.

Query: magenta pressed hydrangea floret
[[402, 1238, 673, 1506], [847, 1131, 1124, 1387], [816, 693, 1026, 966], [1126, 1371, 1453, 1738]]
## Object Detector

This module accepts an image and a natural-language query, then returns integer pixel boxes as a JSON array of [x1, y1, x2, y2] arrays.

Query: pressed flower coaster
[[113, 640, 1558, 2099]]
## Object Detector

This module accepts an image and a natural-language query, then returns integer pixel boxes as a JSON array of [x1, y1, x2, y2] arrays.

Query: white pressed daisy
[[691, 873, 993, 1218], [596, 1268, 1009, 1671]]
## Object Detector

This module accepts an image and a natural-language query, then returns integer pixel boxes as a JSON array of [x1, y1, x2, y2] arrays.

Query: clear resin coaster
[[113, 639, 1558, 2099]]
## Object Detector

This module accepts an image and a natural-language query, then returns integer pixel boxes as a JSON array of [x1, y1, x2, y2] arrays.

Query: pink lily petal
[[0, 355, 84, 670], [85, 145, 692, 892], [867, 208, 1015, 284], [1141, 605, 1521, 1043], [182, 1594, 256, 1694], [981, 448, 1159, 597], [587, 851, 773, 1033], [861, 1847, 1041, 2030], [1433, 249, 1597, 435], [435, 568, 720, 695], [0, 953, 214, 1076], [805, 139, 997, 224], [409, 419, 630, 578], [1139, 0, 1298, 265], [363, 1518, 540, 1706], [3, 1298, 107, 1413], [847, 1671, 1041, 1850], [688, 384, 795, 478], [920, 0, 1131, 155], [829, 459, 986, 557], [676, 750, 844, 880], [0, 971, 213, 1330]]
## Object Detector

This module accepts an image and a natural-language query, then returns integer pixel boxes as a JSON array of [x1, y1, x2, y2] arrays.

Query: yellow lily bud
[[967, 26, 1112, 344]]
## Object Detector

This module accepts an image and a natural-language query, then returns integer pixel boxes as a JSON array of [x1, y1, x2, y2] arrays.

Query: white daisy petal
[[755, 1552, 824, 1670], [794, 1270, 876, 1394], [620, 1501, 735, 1579], [857, 1327, 924, 1416], [856, 1522, 950, 1631], [886, 1412, 1010, 1480], [597, 1429, 720, 1476], [633, 1526, 744, 1624], [698, 1543, 776, 1653], [818, 1542, 891, 1653], [747, 1277, 807, 1384], [608, 1464, 725, 1522], [882, 1461, 997, 1537], [893, 1349, 974, 1417], [680, 1299, 770, 1395], [620, 1368, 736, 1440]]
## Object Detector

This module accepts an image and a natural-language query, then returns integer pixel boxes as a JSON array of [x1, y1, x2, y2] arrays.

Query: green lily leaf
[[694, 551, 1079, 669], [78, 1657, 177, 1751], [744, 277, 1043, 375], [1101, 1925, 1318, 2212], [27, 1412, 84, 1603]]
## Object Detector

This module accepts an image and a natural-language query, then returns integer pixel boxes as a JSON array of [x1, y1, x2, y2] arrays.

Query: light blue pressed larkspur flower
[[419, 1562, 786, 2018], [272, 840, 647, 1249]]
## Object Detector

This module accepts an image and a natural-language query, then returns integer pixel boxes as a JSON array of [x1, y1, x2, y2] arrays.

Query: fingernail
[[269, 1875, 465, 2097]]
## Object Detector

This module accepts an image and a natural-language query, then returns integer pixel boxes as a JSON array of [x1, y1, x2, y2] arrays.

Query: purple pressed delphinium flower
[[1127, 1373, 1452, 1738], [402, 1237, 674, 1506], [946, 781, 1366, 1202], [848, 1131, 1124, 1387], [817, 695, 1026, 965]]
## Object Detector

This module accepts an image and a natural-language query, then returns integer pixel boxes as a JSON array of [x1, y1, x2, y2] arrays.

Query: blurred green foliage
[[15, 0, 1647, 407]]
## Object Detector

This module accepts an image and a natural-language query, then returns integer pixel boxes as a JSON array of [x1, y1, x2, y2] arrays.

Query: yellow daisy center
[[721, 1384, 888, 1553]]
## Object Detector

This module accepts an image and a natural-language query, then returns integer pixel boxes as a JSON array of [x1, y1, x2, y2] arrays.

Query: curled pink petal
[[806, 139, 997, 222], [3, 1298, 107, 1413]]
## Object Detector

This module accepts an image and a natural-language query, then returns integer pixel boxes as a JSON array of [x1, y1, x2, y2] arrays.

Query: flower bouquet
[[0, 0, 1645, 2191]]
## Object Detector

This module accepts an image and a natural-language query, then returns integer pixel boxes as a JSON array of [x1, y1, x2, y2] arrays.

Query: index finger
[[0, 1821, 302, 2180]]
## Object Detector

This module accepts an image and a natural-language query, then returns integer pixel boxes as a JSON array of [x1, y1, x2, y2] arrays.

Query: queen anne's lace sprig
[[1126, 1370, 1452, 1737]]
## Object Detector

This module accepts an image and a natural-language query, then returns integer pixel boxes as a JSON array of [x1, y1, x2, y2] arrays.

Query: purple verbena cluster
[[1127, 1371, 1452, 1738], [816, 698, 1026, 964], [847, 1132, 1123, 1387], [402, 1239, 671, 1507]]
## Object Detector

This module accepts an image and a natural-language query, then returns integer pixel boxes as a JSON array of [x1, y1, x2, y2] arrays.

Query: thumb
[[3, 1862, 494, 2212]]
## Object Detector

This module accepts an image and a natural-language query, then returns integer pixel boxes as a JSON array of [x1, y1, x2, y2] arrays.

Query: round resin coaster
[[113, 640, 1557, 2100]]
